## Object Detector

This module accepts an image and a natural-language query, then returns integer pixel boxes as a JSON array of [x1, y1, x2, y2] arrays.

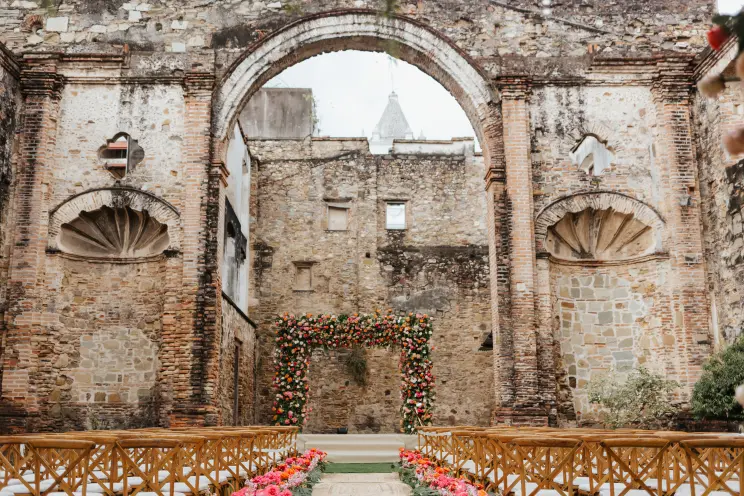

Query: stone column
[[652, 59, 711, 394], [496, 78, 544, 424], [0, 55, 63, 432], [165, 69, 225, 426]]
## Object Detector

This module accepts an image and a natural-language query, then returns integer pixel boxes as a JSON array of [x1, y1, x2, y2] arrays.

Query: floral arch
[[272, 313, 434, 434]]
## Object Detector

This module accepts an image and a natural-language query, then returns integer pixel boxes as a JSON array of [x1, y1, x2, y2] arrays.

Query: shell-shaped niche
[[545, 207, 654, 261], [59, 206, 169, 258]]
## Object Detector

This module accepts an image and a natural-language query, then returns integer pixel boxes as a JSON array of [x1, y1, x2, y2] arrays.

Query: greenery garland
[[272, 312, 435, 434]]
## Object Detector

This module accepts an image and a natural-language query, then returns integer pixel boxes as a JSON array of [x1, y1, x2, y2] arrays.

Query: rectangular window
[[294, 263, 312, 291], [327, 206, 349, 231], [386, 203, 406, 230]]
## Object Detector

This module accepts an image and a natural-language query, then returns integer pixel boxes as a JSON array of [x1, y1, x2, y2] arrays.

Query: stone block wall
[[219, 295, 257, 426], [249, 138, 493, 432], [551, 260, 672, 424]]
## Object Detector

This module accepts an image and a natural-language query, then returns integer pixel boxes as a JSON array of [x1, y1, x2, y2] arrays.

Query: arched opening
[[213, 11, 500, 164], [213, 11, 502, 433]]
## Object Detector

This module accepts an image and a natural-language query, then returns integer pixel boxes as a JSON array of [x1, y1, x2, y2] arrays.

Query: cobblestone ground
[[311, 473, 411, 495]]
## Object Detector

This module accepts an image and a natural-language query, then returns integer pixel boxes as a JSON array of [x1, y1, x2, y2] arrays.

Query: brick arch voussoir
[[566, 122, 625, 155]]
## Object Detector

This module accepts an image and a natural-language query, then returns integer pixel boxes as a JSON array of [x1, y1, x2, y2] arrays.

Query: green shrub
[[691, 336, 744, 420], [588, 366, 679, 429]]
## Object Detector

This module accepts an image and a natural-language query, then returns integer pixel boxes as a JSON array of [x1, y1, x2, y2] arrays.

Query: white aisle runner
[[311, 473, 412, 496]]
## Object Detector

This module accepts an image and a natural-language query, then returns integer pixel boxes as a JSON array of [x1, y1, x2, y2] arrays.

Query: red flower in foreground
[[707, 25, 730, 51]]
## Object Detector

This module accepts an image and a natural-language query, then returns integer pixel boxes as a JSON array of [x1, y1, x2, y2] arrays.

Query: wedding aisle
[[311, 473, 411, 496]]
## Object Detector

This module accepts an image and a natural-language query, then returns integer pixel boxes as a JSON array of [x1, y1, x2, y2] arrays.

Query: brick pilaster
[[166, 71, 224, 426], [535, 255, 555, 421], [496, 78, 543, 422], [652, 59, 711, 395], [0, 56, 63, 432]]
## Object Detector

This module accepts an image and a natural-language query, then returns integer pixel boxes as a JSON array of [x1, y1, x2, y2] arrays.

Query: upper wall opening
[[213, 11, 498, 164], [240, 51, 479, 155]]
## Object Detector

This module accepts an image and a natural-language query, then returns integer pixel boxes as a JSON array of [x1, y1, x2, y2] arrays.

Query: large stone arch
[[212, 9, 501, 166]]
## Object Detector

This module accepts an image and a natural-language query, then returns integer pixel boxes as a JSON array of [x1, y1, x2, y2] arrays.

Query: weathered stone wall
[[219, 295, 257, 425], [0, 0, 713, 59], [531, 86, 661, 213], [551, 260, 673, 425], [693, 54, 744, 345], [249, 137, 493, 432]]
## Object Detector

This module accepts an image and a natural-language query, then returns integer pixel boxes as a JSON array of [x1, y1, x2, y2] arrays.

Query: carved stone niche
[[536, 192, 664, 262], [546, 208, 653, 261], [60, 206, 169, 258], [49, 188, 181, 259]]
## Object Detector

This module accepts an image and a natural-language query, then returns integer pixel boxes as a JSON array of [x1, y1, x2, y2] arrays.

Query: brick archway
[[212, 10, 501, 166]]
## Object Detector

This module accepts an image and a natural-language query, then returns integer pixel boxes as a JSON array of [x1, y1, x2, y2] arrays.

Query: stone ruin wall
[[40, 257, 166, 431], [248, 138, 493, 432], [694, 50, 744, 346], [552, 261, 671, 425], [0, 0, 713, 59], [219, 296, 257, 426], [0, 0, 728, 431]]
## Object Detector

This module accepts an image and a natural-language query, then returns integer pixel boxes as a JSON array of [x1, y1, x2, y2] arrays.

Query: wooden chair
[[510, 436, 582, 496], [679, 438, 744, 496], [599, 437, 675, 496]]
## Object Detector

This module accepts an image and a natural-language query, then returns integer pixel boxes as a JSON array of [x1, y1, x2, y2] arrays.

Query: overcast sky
[[264, 50, 477, 141], [719, 0, 744, 13]]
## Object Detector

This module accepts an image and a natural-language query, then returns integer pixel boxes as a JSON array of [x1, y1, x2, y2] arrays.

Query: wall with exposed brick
[[0, 1, 727, 431], [0, 0, 713, 59], [0, 43, 20, 393], [248, 137, 493, 432]]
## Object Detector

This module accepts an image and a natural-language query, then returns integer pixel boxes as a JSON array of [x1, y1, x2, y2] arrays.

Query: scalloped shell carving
[[545, 208, 654, 261], [59, 206, 169, 258]]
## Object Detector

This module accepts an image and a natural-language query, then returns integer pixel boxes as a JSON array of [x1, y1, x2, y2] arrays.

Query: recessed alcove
[[546, 207, 654, 261], [536, 192, 664, 262], [59, 206, 169, 259]]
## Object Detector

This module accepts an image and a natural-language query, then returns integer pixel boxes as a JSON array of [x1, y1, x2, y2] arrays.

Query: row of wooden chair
[[0, 426, 299, 496], [416, 426, 744, 496]]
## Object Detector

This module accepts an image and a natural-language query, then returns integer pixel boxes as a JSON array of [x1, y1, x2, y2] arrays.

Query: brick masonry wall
[[249, 138, 493, 432], [219, 295, 257, 426], [0, 44, 20, 392]]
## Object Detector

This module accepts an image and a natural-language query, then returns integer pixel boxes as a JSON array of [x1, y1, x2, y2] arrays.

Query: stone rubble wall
[[0, 0, 713, 58], [219, 295, 257, 426], [552, 261, 672, 424], [248, 137, 493, 432], [693, 59, 744, 346]]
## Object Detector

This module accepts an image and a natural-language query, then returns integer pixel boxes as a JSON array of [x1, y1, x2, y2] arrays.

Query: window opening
[[386, 202, 406, 230]]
